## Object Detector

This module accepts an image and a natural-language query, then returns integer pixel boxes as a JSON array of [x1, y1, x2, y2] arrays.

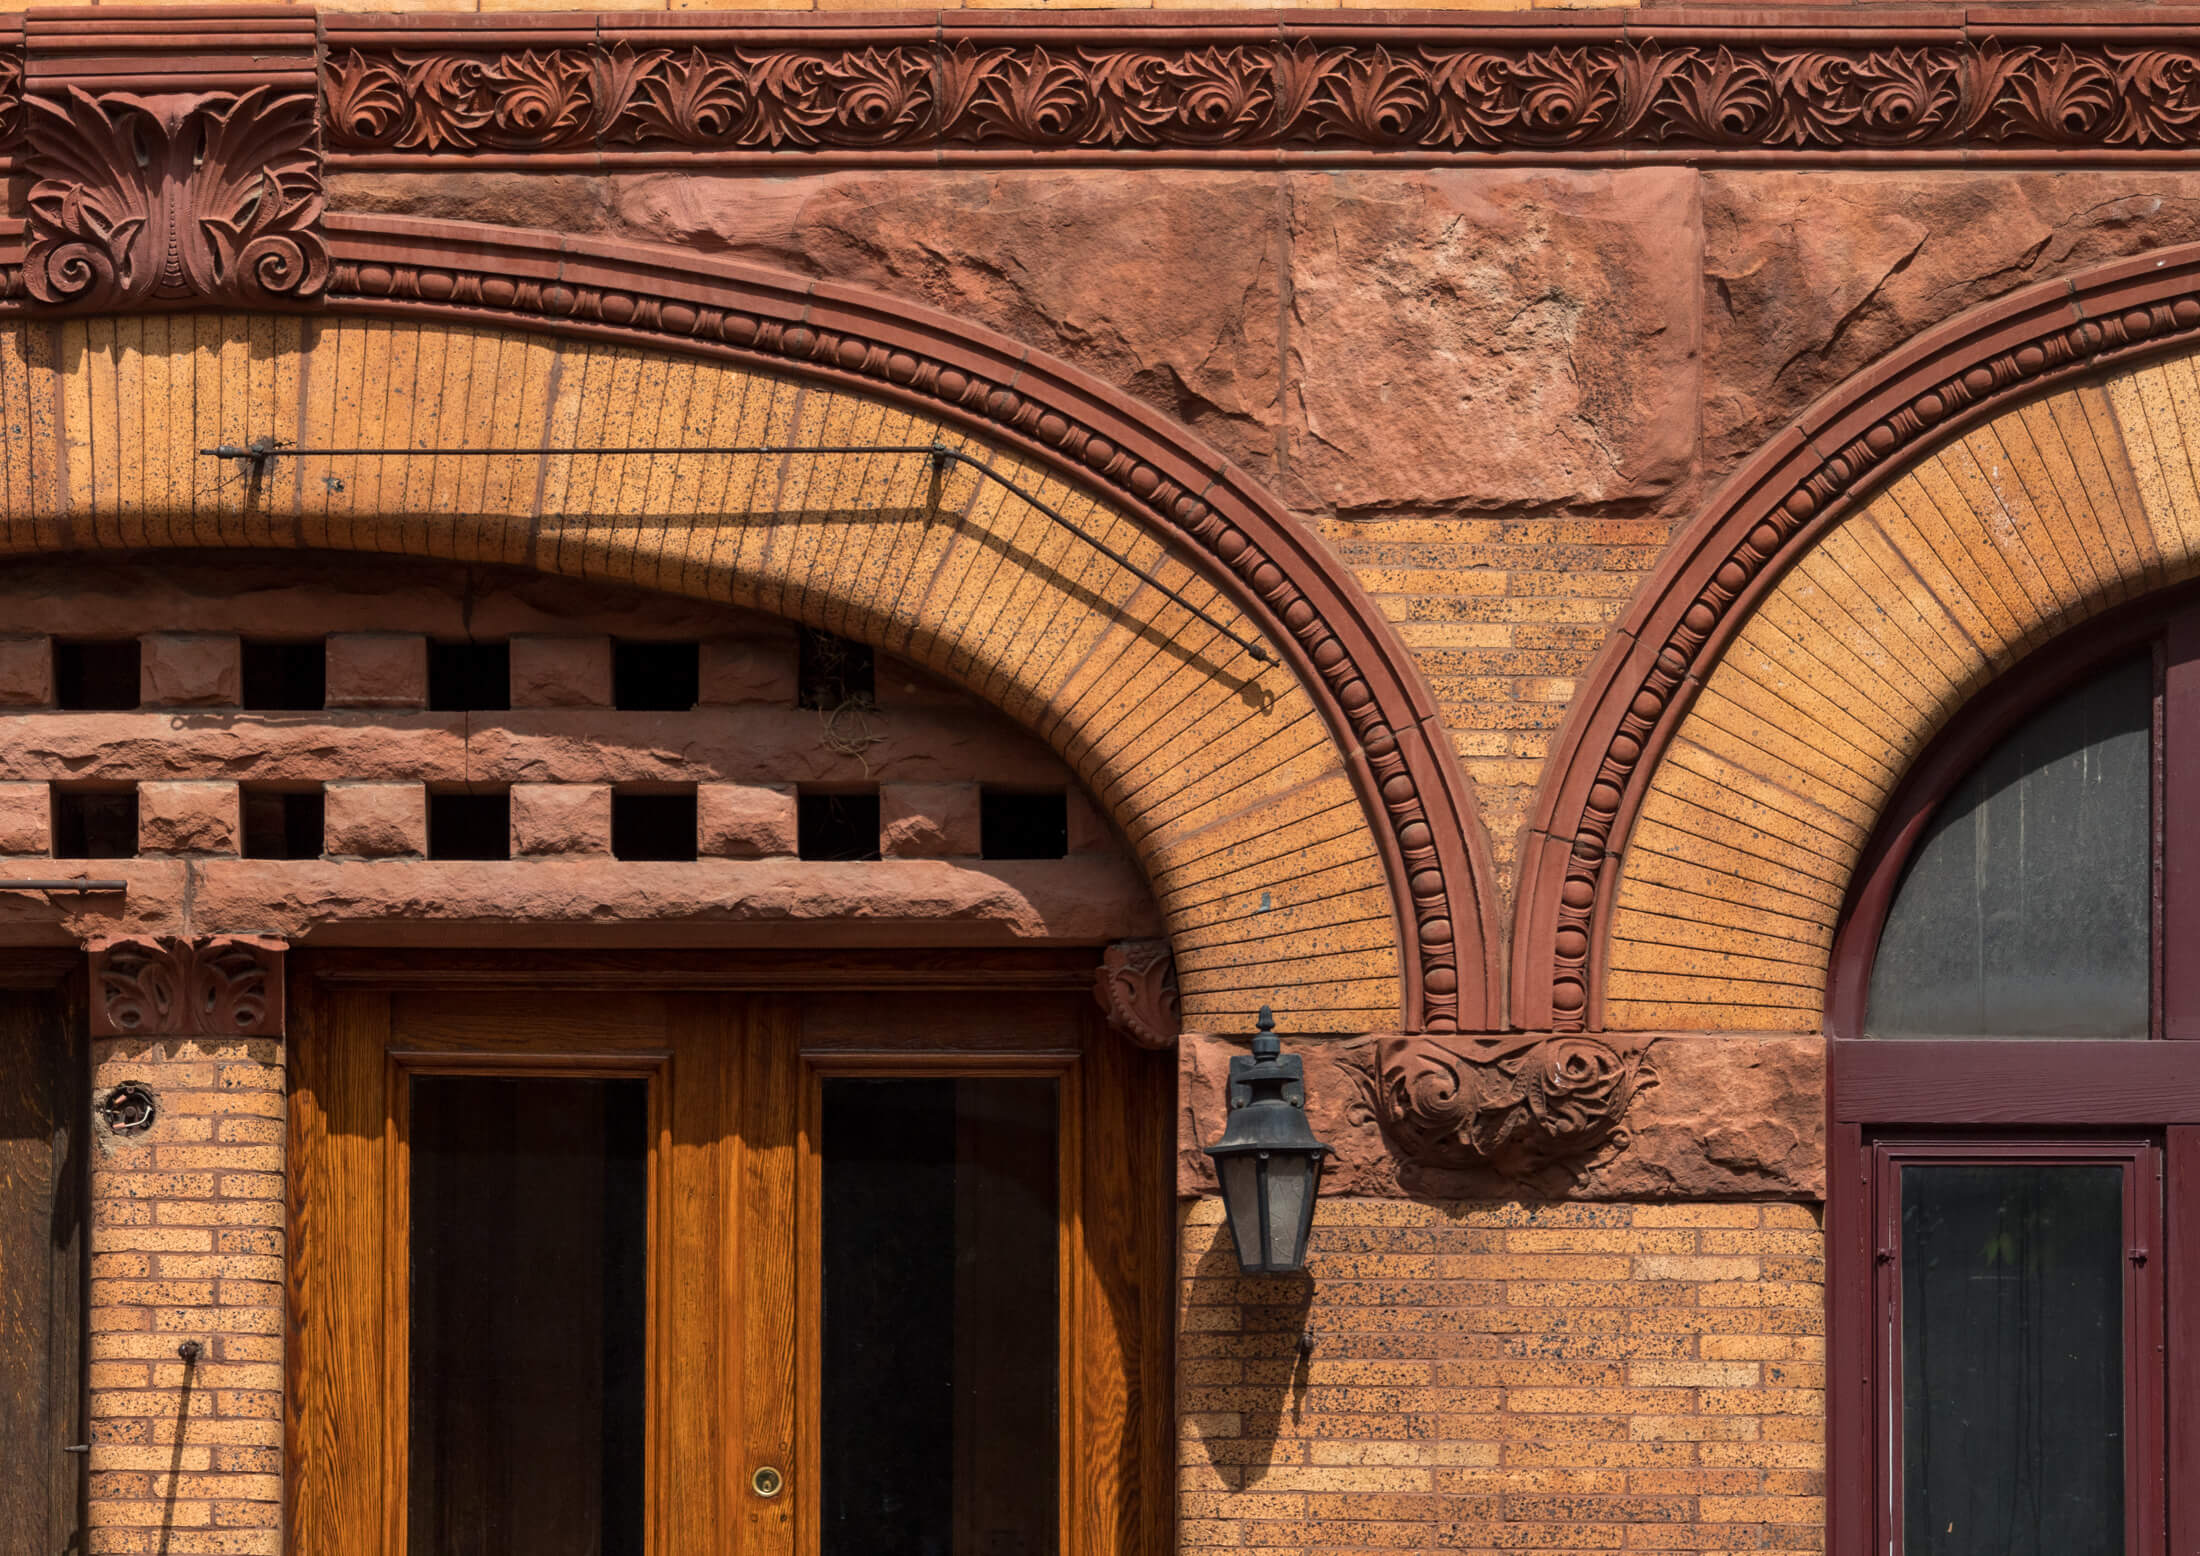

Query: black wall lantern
[[1204, 1008, 1330, 1274]]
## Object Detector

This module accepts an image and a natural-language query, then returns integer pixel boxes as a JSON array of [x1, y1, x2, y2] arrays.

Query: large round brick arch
[[0, 215, 1501, 1034], [1516, 242, 2200, 1034]]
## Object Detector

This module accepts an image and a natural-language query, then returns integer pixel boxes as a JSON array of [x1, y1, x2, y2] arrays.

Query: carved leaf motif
[[1093, 940, 1181, 1050], [952, 46, 1096, 144], [1161, 48, 1274, 144], [91, 937, 284, 1037], [326, 49, 410, 150], [25, 86, 326, 310], [1993, 44, 2117, 142], [1304, 47, 1431, 143], [614, 47, 748, 146], [1370, 1033, 1653, 1178], [1655, 48, 1774, 144], [2109, 50, 2200, 146]]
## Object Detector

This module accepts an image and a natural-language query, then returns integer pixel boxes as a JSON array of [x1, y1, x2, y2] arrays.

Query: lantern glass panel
[[1262, 1152, 1316, 1271], [1218, 1154, 1267, 1268]]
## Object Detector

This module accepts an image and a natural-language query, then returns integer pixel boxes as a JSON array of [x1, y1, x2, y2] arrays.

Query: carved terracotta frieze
[[1094, 939, 1181, 1049], [1361, 1032, 1655, 1177], [90, 936, 287, 1038], [24, 85, 328, 310], [315, 32, 2200, 163]]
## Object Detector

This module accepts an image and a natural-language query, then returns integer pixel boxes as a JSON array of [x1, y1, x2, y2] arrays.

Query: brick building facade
[[0, 5, 2188, 1556]]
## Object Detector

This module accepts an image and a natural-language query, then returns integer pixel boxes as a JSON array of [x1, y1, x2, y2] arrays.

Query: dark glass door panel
[[1899, 1163, 2125, 1556], [408, 1075, 649, 1556], [821, 1077, 1059, 1556]]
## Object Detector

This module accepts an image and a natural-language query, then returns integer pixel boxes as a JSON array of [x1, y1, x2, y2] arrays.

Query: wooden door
[[0, 962, 85, 1556], [287, 960, 1170, 1556]]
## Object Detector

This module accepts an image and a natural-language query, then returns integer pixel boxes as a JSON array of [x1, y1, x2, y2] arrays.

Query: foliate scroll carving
[[90, 937, 286, 1038], [1365, 1033, 1653, 1177], [24, 84, 328, 311], [1093, 939, 1181, 1050], [321, 35, 2200, 162]]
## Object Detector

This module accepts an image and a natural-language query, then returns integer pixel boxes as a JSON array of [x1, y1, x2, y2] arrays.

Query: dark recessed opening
[[981, 790, 1069, 860], [54, 788, 137, 859], [428, 641, 511, 713], [612, 791, 698, 862], [428, 790, 511, 861], [241, 787, 325, 860], [241, 639, 327, 711], [612, 641, 700, 713], [54, 639, 139, 711], [798, 630, 874, 711], [798, 790, 881, 862]]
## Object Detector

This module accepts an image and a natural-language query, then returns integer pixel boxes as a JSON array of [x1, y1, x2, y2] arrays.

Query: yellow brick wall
[[1180, 1199, 1825, 1554], [89, 1037, 286, 1556]]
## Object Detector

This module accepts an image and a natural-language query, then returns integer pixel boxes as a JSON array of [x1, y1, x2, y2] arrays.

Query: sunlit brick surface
[[1179, 1198, 1826, 1554]]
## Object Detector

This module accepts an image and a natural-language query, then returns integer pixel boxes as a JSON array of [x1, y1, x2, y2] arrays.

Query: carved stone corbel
[[1092, 938, 1181, 1049], [1361, 1032, 1654, 1177], [23, 83, 328, 310], [89, 936, 287, 1038]]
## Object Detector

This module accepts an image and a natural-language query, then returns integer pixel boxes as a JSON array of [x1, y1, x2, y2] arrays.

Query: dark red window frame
[[1826, 581, 2200, 1556]]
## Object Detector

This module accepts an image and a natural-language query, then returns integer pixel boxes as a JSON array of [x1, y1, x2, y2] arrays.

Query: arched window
[[1829, 595, 2200, 1556]]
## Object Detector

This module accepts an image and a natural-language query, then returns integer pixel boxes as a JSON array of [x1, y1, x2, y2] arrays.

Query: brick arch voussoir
[[0, 213, 1502, 1034], [1515, 243, 2200, 1034]]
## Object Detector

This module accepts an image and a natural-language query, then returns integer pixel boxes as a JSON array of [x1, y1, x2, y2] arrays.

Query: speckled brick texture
[[88, 1036, 286, 1556], [1179, 1198, 1825, 1555]]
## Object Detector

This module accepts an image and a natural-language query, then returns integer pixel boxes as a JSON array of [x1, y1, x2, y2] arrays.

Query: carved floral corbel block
[[1093, 938, 1181, 1049], [23, 83, 328, 311], [1358, 1032, 1655, 1178], [89, 936, 287, 1038]]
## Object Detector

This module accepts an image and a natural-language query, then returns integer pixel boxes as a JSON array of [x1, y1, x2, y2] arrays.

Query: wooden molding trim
[[88, 934, 287, 1037], [1515, 240, 2200, 1032]]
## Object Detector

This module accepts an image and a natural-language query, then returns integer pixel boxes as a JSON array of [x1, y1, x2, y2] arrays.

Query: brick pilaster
[[86, 937, 287, 1556]]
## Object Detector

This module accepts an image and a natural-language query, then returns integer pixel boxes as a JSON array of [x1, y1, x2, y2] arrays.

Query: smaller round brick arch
[[1516, 241, 2200, 1033], [0, 214, 1502, 1034]]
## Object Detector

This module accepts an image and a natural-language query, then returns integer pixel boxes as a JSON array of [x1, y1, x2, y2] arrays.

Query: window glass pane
[[822, 1077, 1059, 1556], [408, 1075, 648, 1556], [1868, 656, 2151, 1037], [1900, 1164, 2124, 1556]]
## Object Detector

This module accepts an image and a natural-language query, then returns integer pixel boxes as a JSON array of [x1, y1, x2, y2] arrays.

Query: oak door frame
[[285, 949, 1173, 1556]]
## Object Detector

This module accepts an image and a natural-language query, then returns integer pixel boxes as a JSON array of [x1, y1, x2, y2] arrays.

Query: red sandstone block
[[880, 782, 980, 858], [701, 633, 798, 705], [1067, 790, 1112, 854], [326, 633, 427, 710], [510, 783, 612, 856], [0, 780, 50, 854], [510, 634, 611, 708], [139, 782, 241, 857], [0, 635, 52, 706], [141, 635, 238, 708], [323, 781, 425, 858], [697, 782, 795, 858]]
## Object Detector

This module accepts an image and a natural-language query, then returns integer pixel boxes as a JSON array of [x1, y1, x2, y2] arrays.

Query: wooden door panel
[[288, 987, 392, 1556], [289, 966, 1170, 1556]]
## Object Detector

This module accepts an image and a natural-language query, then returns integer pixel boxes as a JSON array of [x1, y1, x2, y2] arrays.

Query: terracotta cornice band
[[304, 10, 2200, 168], [6, 7, 2200, 167], [1514, 243, 2200, 1032]]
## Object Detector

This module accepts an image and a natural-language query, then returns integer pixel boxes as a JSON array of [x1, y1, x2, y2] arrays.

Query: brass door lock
[[751, 1466, 785, 1499]]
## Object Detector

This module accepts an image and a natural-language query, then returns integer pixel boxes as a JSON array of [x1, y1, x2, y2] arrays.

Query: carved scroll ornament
[[24, 84, 328, 311], [90, 936, 287, 1038], [1093, 938, 1181, 1049], [1365, 1033, 1653, 1177]]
